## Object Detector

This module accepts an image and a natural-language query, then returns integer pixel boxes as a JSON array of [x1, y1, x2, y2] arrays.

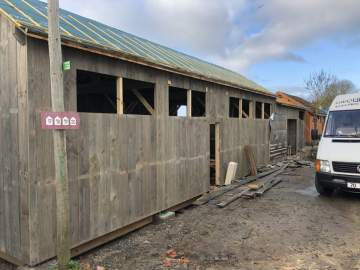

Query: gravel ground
[[2, 166, 360, 270]]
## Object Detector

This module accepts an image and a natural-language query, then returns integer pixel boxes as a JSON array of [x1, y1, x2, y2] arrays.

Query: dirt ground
[[2, 166, 360, 270]]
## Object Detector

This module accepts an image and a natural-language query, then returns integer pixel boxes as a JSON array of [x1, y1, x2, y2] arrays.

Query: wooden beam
[[104, 94, 117, 111], [187, 89, 192, 117], [239, 98, 243, 119], [71, 217, 153, 258], [249, 101, 254, 118], [116, 77, 123, 115], [131, 89, 154, 115], [168, 195, 201, 212], [0, 250, 24, 267], [264, 104, 270, 119]]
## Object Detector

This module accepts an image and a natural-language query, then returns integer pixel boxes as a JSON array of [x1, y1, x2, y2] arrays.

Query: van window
[[324, 110, 360, 137]]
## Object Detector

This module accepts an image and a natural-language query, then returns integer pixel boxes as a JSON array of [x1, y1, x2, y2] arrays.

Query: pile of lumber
[[194, 155, 314, 208], [193, 165, 287, 208], [216, 165, 286, 208]]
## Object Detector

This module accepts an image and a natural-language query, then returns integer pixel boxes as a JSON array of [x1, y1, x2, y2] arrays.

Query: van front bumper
[[316, 172, 360, 192]]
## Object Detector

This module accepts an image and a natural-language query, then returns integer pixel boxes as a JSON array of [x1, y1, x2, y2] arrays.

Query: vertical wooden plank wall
[[221, 119, 270, 181], [0, 15, 29, 264], [271, 105, 305, 157], [0, 30, 279, 265], [0, 31, 277, 265], [25, 39, 210, 265]]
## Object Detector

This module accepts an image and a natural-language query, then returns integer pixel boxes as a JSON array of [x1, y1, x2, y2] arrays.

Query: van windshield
[[324, 110, 360, 137]]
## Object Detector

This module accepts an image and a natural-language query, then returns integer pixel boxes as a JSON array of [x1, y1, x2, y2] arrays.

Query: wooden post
[[239, 98, 243, 119], [261, 102, 265, 119], [47, 1, 71, 269], [187, 89, 192, 117], [249, 101, 253, 118], [116, 77, 123, 115]]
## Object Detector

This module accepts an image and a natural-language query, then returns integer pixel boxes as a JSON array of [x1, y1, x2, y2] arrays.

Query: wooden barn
[[270, 92, 306, 159], [0, 0, 277, 266], [276, 92, 325, 146]]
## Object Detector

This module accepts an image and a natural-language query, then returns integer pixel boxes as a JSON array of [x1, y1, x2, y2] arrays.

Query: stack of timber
[[270, 143, 287, 160], [216, 165, 287, 208], [193, 165, 287, 207]]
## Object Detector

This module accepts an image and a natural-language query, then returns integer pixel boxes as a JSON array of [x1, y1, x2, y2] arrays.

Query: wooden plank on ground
[[216, 164, 288, 207], [255, 178, 282, 196], [193, 165, 285, 206], [216, 188, 251, 208]]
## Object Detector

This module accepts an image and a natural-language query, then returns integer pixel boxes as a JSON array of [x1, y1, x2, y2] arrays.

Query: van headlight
[[315, 160, 331, 173]]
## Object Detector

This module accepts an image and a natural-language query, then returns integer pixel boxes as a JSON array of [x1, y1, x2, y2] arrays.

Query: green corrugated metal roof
[[0, 0, 273, 96]]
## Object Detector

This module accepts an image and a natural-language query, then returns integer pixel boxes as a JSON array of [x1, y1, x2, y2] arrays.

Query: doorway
[[210, 124, 220, 186], [287, 119, 297, 155]]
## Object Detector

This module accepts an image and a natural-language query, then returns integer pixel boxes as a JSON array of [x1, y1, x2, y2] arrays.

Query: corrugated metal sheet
[[0, 0, 273, 95]]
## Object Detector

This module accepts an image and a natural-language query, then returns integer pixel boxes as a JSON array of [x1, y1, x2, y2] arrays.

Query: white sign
[[54, 116, 62, 126], [62, 117, 69, 126], [41, 112, 80, 130], [70, 117, 77, 126], [46, 116, 54, 126]]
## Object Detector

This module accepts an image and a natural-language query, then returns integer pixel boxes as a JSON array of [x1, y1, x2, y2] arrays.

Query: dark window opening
[[264, 103, 271, 119], [299, 111, 305, 120], [229, 97, 240, 118], [123, 78, 155, 115], [169, 87, 187, 116], [191, 90, 206, 117], [242, 99, 250, 118], [77, 70, 117, 113], [256, 102, 263, 119]]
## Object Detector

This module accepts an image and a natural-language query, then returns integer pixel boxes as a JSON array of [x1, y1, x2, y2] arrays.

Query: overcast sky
[[59, 0, 360, 99]]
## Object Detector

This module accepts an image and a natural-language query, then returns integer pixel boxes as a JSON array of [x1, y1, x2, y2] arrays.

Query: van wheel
[[315, 177, 333, 196]]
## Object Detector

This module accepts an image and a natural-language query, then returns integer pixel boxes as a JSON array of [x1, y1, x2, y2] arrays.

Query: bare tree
[[305, 70, 355, 110]]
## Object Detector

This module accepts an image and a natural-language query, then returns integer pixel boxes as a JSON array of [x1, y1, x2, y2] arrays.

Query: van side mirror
[[311, 129, 318, 141]]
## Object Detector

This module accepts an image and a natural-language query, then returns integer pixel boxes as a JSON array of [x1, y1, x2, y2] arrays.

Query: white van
[[316, 92, 360, 195]]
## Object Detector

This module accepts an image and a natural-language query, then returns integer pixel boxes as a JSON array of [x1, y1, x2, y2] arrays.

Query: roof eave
[[276, 101, 306, 111]]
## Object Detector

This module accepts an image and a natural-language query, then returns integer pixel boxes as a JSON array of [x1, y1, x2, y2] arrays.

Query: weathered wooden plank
[[0, 14, 24, 261], [116, 77, 123, 114], [16, 29, 30, 264]]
